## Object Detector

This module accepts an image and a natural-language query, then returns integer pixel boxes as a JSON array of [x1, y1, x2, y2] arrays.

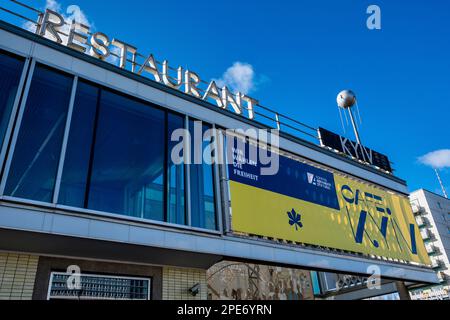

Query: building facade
[[0, 2, 437, 300], [207, 261, 314, 300], [410, 189, 450, 300]]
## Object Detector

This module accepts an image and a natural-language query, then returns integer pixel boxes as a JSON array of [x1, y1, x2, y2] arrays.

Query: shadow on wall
[[207, 261, 314, 300]]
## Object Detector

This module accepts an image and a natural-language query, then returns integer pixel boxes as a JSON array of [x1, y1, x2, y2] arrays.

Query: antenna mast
[[434, 168, 448, 199]]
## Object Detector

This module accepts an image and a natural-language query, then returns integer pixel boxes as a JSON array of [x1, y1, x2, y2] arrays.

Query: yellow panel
[[230, 175, 430, 265]]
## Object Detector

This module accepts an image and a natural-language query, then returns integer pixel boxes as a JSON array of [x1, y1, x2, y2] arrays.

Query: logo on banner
[[306, 172, 332, 191], [287, 209, 303, 231], [307, 173, 316, 185]]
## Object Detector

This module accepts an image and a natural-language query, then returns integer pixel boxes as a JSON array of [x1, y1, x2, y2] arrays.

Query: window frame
[[47, 271, 152, 300], [186, 118, 220, 231], [0, 49, 31, 186], [0, 55, 224, 236], [166, 112, 188, 226], [82, 85, 168, 221], [0, 61, 76, 202]]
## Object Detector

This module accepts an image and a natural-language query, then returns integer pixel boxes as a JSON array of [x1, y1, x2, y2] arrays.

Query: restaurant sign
[[35, 9, 259, 119]]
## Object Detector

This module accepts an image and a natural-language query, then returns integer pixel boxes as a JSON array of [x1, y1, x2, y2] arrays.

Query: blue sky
[[2, 0, 450, 196]]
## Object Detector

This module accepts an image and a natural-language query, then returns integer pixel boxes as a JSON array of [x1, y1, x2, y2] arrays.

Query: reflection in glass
[[0, 51, 24, 155], [5, 65, 72, 202], [86, 90, 166, 221], [58, 81, 99, 207], [189, 120, 217, 230], [167, 113, 186, 225]]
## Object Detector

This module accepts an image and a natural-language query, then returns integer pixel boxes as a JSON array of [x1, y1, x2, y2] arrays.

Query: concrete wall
[[162, 267, 207, 300], [0, 252, 38, 300], [207, 261, 314, 300], [2, 253, 209, 300], [32, 256, 163, 300]]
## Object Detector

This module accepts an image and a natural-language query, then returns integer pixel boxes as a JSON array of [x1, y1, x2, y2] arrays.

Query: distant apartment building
[[410, 189, 450, 300]]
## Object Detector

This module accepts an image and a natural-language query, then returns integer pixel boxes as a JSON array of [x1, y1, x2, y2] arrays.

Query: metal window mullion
[[212, 124, 223, 233], [140, 185, 145, 219], [218, 129, 232, 233], [83, 89, 102, 209], [148, 278, 152, 300], [185, 115, 192, 227], [163, 111, 169, 223], [46, 272, 55, 301], [52, 76, 78, 204], [0, 57, 31, 179], [0, 59, 36, 195]]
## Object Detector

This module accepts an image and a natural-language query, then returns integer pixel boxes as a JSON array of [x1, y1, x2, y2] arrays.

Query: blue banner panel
[[228, 144, 340, 210]]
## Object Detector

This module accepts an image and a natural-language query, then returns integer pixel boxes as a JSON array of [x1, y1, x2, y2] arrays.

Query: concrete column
[[395, 281, 411, 300]]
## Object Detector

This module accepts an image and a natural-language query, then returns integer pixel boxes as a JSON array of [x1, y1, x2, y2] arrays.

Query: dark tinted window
[[167, 113, 186, 225], [58, 81, 99, 207], [55, 80, 216, 230], [5, 65, 72, 202], [189, 120, 217, 230], [86, 90, 166, 220], [0, 51, 24, 155]]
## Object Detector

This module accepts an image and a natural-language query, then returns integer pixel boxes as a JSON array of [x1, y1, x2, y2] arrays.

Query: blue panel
[[409, 224, 417, 255], [354, 211, 367, 244], [310, 271, 322, 296], [228, 141, 340, 210]]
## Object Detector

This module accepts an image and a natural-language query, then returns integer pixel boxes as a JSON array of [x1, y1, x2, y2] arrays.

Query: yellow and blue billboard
[[228, 143, 430, 265]]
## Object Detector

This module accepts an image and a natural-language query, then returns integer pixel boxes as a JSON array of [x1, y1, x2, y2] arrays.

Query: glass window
[[48, 272, 151, 300], [0, 51, 24, 156], [167, 113, 186, 225], [189, 120, 217, 230], [58, 81, 99, 207], [86, 90, 166, 221], [56, 80, 216, 230], [5, 64, 73, 202]]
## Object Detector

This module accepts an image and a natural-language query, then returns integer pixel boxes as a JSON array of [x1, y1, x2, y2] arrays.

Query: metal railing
[[426, 244, 437, 255], [0, 0, 320, 145], [420, 229, 432, 240], [416, 216, 429, 228], [431, 259, 445, 270], [411, 201, 426, 215]]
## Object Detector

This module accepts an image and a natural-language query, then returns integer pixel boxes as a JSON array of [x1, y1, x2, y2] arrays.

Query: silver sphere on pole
[[337, 90, 356, 109], [337, 89, 361, 145]]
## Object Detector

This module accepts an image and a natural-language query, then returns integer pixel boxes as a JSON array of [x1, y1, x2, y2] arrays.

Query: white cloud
[[22, 1, 117, 63], [23, 20, 38, 33], [418, 149, 450, 169], [23, 0, 93, 45], [66, 4, 91, 27], [46, 0, 61, 12], [215, 62, 256, 95]]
